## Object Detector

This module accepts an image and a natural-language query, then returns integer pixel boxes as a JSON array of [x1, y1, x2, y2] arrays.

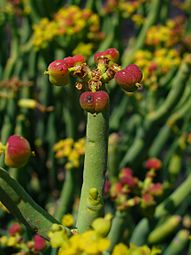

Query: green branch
[[76, 109, 109, 232], [0, 167, 70, 239]]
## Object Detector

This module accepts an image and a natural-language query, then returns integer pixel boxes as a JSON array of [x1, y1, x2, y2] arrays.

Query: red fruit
[[94, 48, 119, 63], [64, 55, 85, 68], [9, 223, 22, 236], [149, 183, 163, 196], [33, 235, 46, 251], [119, 167, 138, 187], [72, 55, 86, 65], [144, 158, 162, 170], [114, 64, 143, 92], [94, 91, 110, 112], [5, 135, 31, 168], [110, 182, 123, 198], [79, 90, 109, 113], [47, 59, 69, 86]]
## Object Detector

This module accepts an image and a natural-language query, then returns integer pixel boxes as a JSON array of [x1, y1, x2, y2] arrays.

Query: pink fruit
[[144, 158, 162, 170], [9, 223, 22, 236], [33, 234, 46, 251], [5, 135, 31, 168], [94, 48, 119, 63], [114, 64, 143, 92], [64, 55, 85, 68], [79, 91, 109, 113], [47, 59, 69, 86]]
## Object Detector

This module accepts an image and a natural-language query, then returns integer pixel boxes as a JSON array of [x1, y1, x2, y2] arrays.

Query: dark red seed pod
[[94, 91, 109, 112], [46, 59, 69, 86], [72, 55, 86, 65], [79, 91, 95, 113], [33, 235, 46, 251], [79, 91, 109, 113], [114, 64, 143, 92], [125, 64, 143, 83], [9, 223, 22, 236], [64, 55, 85, 68], [94, 48, 119, 63], [5, 135, 31, 168]]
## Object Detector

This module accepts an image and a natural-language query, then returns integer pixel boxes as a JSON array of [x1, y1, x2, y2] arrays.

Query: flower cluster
[[103, 0, 146, 25], [146, 16, 185, 47], [48, 219, 111, 255], [134, 48, 181, 83], [0, 222, 46, 254], [106, 158, 163, 211], [53, 138, 85, 170], [32, 5, 103, 51], [112, 243, 161, 255], [48, 218, 160, 255]]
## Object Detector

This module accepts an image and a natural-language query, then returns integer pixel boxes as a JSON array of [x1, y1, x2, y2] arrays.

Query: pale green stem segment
[[155, 174, 191, 218], [0, 167, 70, 239], [76, 109, 109, 232]]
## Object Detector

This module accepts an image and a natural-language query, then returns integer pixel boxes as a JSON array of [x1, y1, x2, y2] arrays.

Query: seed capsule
[[114, 64, 143, 92], [79, 91, 109, 113], [5, 135, 31, 168]]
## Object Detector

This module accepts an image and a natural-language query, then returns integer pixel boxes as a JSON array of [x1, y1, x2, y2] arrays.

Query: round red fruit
[[94, 48, 119, 63], [79, 91, 95, 113], [79, 91, 109, 113], [34, 235, 46, 251], [94, 91, 109, 112], [114, 64, 143, 92], [5, 135, 31, 168], [64, 55, 85, 68], [47, 59, 69, 86]]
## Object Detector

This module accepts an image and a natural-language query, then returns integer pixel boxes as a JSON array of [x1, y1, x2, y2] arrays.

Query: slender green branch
[[0, 167, 70, 239], [107, 210, 129, 252], [76, 108, 109, 232], [55, 170, 76, 221], [155, 174, 191, 218]]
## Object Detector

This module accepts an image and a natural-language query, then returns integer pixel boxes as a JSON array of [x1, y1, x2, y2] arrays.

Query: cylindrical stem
[[76, 109, 109, 232]]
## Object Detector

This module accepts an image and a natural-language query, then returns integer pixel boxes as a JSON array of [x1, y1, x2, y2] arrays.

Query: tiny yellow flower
[[112, 243, 129, 255], [61, 214, 74, 227]]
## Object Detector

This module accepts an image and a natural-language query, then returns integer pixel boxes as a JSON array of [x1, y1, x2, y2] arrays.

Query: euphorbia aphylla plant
[[0, 48, 147, 254], [2, 1, 191, 254]]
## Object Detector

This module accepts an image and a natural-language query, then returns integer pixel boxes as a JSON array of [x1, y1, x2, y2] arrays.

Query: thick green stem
[[148, 215, 181, 244], [107, 210, 129, 252], [155, 174, 191, 218], [0, 167, 70, 239], [76, 109, 109, 232], [164, 229, 189, 255], [147, 61, 191, 122], [130, 218, 150, 246]]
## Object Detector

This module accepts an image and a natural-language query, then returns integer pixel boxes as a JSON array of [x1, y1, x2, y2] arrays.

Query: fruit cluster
[[105, 161, 163, 212], [45, 48, 143, 114]]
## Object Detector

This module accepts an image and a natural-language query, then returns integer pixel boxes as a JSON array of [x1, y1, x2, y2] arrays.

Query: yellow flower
[[48, 224, 68, 248], [112, 243, 129, 255], [73, 43, 93, 57], [62, 214, 74, 227], [0, 236, 8, 245], [7, 236, 17, 247]]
